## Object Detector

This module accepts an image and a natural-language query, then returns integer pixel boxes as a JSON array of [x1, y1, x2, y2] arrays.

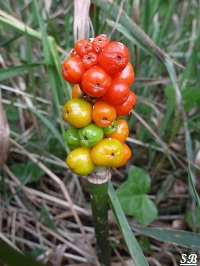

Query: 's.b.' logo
[[180, 254, 198, 265]]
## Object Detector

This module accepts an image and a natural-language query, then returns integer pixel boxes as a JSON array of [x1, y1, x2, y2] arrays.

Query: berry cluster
[[62, 35, 136, 176]]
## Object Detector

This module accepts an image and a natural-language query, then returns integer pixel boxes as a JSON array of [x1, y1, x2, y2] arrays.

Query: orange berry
[[117, 143, 132, 167], [105, 119, 129, 142], [92, 100, 116, 127], [71, 84, 84, 98]]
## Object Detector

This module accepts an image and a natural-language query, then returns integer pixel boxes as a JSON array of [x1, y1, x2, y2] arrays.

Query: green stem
[[88, 180, 111, 266]]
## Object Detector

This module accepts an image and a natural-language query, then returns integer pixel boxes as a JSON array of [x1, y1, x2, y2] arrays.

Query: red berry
[[115, 91, 137, 116], [92, 34, 109, 54], [98, 42, 130, 76], [74, 39, 93, 57], [114, 62, 135, 86], [82, 66, 112, 97], [70, 49, 80, 58], [82, 52, 98, 69], [103, 78, 130, 106], [62, 57, 85, 84]]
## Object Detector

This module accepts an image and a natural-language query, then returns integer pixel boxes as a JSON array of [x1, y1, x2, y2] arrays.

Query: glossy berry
[[92, 34, 109, 54], [118, 143, 132, 167], [74, 39, 93, 57], [92, 99, 116, 127], [103, 120, 118, 134], [66, 147, 95, 176], [70, 49, 80, 58], [62, 57, 85, 84], [62, 98, 92, 128], [64, 128, 80, 150], [98, 42, 130, 76], [82, 66, 112, 97], [62, 36, 137, 173], [103, 78, 130, 106], [115, 62, 135, 86], [91, 138, 124, 167], [71, 84, 84, 98], [105, 119, 129, 143], [82, 52, 98, 69], [115, 91, 137, 117]]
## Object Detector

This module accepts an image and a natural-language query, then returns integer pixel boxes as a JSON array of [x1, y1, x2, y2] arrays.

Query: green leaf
[[128, 165, 151, 194], [131, 225, 200, 250], [118, 194, 157, 226], [11, 161, 44, 184], [182, 88, 200, 111], [117, 165, 157, 226], [108, 182, 149, 266], [131, 195, 157, 226]]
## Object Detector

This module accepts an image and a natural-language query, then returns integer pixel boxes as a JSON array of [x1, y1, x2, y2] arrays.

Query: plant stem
[[88, 179, 111, 266]]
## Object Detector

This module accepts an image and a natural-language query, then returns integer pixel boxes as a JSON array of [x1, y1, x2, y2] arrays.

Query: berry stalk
[[87, 168, 112, 266]]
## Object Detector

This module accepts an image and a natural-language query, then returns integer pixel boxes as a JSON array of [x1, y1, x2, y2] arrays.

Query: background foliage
[[0, 0, 200, 265]]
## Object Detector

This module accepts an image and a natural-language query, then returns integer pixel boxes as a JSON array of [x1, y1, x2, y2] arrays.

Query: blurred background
[[0, 1, 200, 265]]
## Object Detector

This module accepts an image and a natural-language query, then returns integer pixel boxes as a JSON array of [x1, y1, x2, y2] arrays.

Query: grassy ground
[[0, 0, 200, 265]]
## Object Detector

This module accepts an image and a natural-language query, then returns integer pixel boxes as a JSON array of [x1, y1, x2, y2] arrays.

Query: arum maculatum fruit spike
[[62, 34, 137, 176]]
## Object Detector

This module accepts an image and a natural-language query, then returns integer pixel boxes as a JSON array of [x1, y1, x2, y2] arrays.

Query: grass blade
[[106, 19, 153, 56], [48, 37, 71, 100], [188, 163, 200, 207], [0, 10, 41, 39], [32, 0, 68, 146], [93, 0, 184, 68], [165, 58, 195, 171], [0, 64, 44, 81], [108, 182, 149, 266], [25, 100, 66, 150], [131, 224, 200, 250], [32, 0, 52, 65], [158, 0, 177, 41], [0, 90, 10, 169]]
